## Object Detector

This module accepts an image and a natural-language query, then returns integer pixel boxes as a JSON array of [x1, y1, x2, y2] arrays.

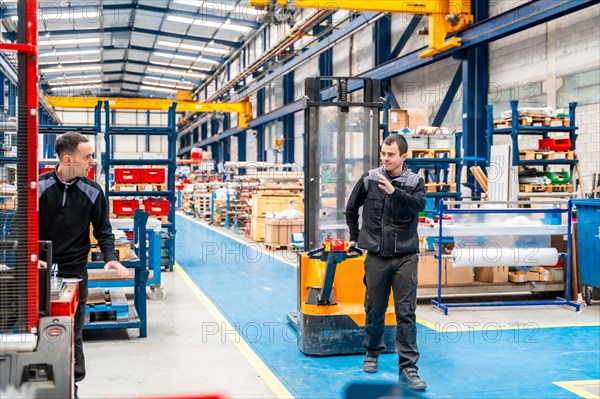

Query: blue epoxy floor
[[175, 214, 600, 399]]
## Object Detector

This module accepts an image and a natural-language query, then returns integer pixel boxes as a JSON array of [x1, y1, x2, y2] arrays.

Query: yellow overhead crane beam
[[250, 0, 473, 58], [45, 96, 254, 128]]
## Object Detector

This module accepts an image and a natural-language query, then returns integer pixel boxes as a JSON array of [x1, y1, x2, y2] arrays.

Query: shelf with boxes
[[420, 199, 579, 314], [401, 131, 463, 204], [103, 101, 177, 271], [486, 100, 579, 200], [85, 210, 161, 336], [250, 186, 304, 243]]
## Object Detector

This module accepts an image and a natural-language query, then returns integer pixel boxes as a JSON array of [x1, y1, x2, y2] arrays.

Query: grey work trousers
[[363, 252, 419, 370]]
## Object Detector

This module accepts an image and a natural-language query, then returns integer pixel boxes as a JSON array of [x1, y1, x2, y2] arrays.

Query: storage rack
[[404, 132, 464, 207], [486, 100, 579, 199], [428, 199, 580, 315], [103, 101, 177, 272], [85, 210, 156, 337], [38, 101, 103, 178]]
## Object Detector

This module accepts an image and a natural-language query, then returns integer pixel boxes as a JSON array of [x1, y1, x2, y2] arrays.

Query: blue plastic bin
[[572, 199, 600, 290]]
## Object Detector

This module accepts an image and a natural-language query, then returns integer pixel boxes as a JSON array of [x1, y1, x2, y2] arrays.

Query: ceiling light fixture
[[39, 49, 101, 58]]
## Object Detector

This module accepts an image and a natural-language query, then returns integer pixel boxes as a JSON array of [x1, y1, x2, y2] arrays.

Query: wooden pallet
[[149, 214, 170, 223], [519, 184, 574, 193], [85, 288, 129, 322], [493, 116, 569, 128], [519, 150, 574, 161], [264, 243, 291, 251], [406, 148, 455, 158], [425, 182, 457, 193], [406, 148, 432, 158]]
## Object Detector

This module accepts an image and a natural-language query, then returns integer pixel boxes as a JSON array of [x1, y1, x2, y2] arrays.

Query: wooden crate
[[251, 216, 266, 242], [425, 182, 457, 193], [115, 243, 133, 261], [251, 193, 303, 218], [519, 150, 574, 161], [519, 184, 573, 193]]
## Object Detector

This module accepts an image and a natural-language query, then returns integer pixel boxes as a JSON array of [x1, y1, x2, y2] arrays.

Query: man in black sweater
[[345, 134, 427, 391], [39, 132, 128, 397]]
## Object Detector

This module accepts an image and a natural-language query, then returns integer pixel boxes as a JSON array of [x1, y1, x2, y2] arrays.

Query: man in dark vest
[[39, 132, 129, 398], [345, 134, 427, 390]]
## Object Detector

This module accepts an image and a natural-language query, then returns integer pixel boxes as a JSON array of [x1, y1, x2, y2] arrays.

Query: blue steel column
[[282, 71, 295, 164], [0, 72, 4, 149], [201, 122, 207, 153], [210, 118, 220, 164], [146, 110, 151, 152], [374, 16, 391, 66], [256, 88, 265, 161], [193, 126, 199, 143], [0, 72, 5, 113], [237, 130, 246, 162], [462, 0, 489, 195], [222, 114, 230, 162], [316, 16, 333, 89], [8, 82, 16, 117]]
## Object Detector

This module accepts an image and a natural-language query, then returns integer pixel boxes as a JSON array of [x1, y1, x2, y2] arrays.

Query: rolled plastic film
[[450, 247, 559, 268]]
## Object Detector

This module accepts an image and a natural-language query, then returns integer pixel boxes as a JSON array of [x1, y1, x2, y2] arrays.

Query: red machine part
[[323, 237, 346, 252]]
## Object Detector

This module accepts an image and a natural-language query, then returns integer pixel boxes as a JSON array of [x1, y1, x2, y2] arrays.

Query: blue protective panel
[[176, 215, 600, 399]]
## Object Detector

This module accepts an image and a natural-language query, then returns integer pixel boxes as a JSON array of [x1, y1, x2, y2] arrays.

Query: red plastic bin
[[143, 199, 170, 215], [115, 168, 141, 183], [191, 147, 203, 159], [140, 168, 166, 183], [113, 199, 140, 215], [538, 138, 572, 151], [50, 283, 79, 317]]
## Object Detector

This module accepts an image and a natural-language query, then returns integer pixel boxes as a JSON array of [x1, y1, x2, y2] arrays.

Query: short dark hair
[[383, 134, 408, 155], [55, 132, 89, 158]]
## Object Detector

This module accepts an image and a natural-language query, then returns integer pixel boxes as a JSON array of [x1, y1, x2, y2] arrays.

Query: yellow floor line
[[174, 262, 294, 399], [554, 380, 600, 399], [177, 212, 297, 268]]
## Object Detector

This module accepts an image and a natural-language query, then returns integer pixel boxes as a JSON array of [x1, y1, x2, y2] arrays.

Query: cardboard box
[[264, 219, 303, 249], [537, 267, 552, 282], [549, 267, 564, 282], [509, 271, 527, 283], [526, 267, 553, 282], [388, 109, 426, 132], [417, 254, 445, 286], [389, 109, 409, 131], [445, 261, 473, 285], [527, 271, 541, 282], [474, 267, 509, 283]]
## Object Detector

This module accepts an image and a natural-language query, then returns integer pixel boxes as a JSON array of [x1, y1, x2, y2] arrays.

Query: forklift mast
[[303, 77, 383, 250], [1, 2, 74, 398]]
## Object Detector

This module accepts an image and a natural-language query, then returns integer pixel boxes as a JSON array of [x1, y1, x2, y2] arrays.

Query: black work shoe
[[399, 367, 427, 390], [362, 354, 379, 373]]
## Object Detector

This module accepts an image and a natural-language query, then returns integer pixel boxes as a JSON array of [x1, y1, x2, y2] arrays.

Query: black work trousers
[[363, 252, 419, 370], [58, 270, 88, 383]]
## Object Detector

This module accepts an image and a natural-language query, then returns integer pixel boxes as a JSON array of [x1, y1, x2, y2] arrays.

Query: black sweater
[[345, 166, 426, 256], [39, 170, 118, 275]]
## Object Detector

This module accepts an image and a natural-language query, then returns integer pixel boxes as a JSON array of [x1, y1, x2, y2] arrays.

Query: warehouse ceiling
[[0, 0, 264, 98]]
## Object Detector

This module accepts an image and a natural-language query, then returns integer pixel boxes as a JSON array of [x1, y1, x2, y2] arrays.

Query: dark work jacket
[[38, 169, 118, 275], [345, 166, 426, 256]]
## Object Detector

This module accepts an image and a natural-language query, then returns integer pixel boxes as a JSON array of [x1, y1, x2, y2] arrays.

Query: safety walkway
[[174, 214, 600, 399]]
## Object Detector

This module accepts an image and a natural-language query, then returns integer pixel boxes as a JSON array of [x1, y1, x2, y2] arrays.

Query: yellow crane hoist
[[45, 95, 254, 129], [250, 0, 474, 58]]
